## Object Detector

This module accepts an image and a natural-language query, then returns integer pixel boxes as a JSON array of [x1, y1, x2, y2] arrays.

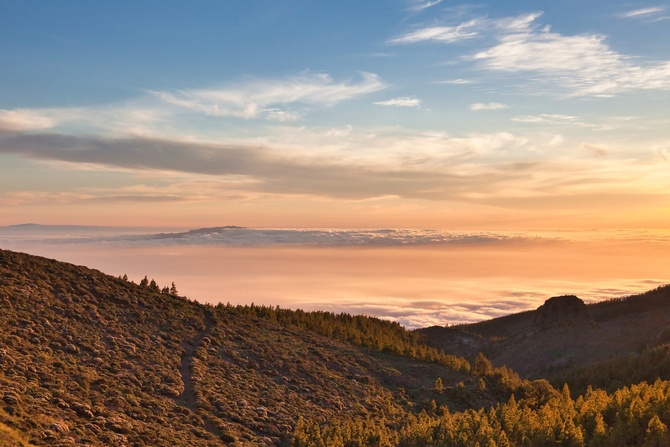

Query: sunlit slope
[[0, 249, 508, 446]]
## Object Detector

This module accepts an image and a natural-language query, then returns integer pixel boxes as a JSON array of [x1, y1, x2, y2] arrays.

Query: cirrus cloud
[[470, 102, 509, 111], [153, 72, 386, 120], [389, 19, 480, 44], [620, 7, 665, 18], [392, 11, 670, 97], [374, 96, 422, 107]]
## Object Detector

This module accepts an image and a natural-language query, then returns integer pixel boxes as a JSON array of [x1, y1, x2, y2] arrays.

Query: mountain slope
[[420, 286, 670, 378], [0, 249, 501, 446]]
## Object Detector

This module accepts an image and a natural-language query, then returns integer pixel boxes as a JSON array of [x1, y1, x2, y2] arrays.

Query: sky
[[1, 1, 669, 326], [1, 0, 669, 229]]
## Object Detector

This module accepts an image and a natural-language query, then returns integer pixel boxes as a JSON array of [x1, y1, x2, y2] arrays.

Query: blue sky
[[1, 0, 669, 228]]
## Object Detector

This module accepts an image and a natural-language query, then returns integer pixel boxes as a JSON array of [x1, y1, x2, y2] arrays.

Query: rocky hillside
[[420, 285, 670, 379], [0, 249, 512, 447]]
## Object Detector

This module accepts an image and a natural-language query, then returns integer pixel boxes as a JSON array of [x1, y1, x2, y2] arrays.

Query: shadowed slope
[[421, 286, 670, 378]]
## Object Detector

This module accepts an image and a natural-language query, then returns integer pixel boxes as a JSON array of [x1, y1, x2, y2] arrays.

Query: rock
[[534, 295, 589, 328]]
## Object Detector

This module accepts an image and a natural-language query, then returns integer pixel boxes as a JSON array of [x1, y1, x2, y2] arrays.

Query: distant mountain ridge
[[147, 226, 247, 239]]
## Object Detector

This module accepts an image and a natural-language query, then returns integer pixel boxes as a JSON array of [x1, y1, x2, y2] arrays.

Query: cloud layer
[[0, 225, 551, 248], [7, 226, 670, 249]]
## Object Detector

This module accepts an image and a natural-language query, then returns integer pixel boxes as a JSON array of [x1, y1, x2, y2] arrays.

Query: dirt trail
[[178, 308, 221, 437]]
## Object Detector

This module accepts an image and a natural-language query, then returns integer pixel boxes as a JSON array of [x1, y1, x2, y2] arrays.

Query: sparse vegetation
[[2, 248, 670, 446], [230, 304, 471, 373]]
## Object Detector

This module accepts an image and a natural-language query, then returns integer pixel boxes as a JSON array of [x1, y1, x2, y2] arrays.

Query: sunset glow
[[1, 1, 669, 325]]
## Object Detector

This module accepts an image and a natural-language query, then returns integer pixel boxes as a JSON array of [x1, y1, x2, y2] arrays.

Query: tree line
[[294, 379, 670, 447]]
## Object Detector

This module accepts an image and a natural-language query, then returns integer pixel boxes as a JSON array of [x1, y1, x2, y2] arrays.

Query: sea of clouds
[[0, 224, 553, 248], [2, 225, 668, 328]]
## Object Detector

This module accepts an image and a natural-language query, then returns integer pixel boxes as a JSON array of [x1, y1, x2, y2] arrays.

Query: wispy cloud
[[389, 12, 540, 45], [491, 12, 543, 32], [0, 109, 58, 131], [472, 16, 670, 96], [392, 11, 670, 96], [374, 97, 421, 107], [264, 109, 301, 122], [407, 0, 443, 12], [439, 79, 475, 85], [470, 102, 509, 111], [153, 72, 386, 120], [389, 20, 480, 44], [620, 6, 665, 18], [512, 114, 578, 124], [0, 72, 386, 135]]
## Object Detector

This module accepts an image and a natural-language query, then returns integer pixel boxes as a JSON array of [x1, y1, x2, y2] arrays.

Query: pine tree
[[645, 415, 668, 447], [435, 377, 443, 394], [474, 352, 494, 376]]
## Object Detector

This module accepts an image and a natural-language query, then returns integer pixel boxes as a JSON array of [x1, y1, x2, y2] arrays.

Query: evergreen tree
[[435, 377, 443, 394], [645, 415, 668, 447], [474, 352, 494, 376]]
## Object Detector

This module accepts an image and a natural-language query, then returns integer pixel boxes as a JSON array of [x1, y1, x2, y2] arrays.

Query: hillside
[[420, 286, 670, 380], [0, 249, 513, 446], [5, 248, 670, 446]]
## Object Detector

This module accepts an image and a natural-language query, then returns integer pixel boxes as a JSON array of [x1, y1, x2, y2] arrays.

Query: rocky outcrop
[[533, 295, 590, 328]]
